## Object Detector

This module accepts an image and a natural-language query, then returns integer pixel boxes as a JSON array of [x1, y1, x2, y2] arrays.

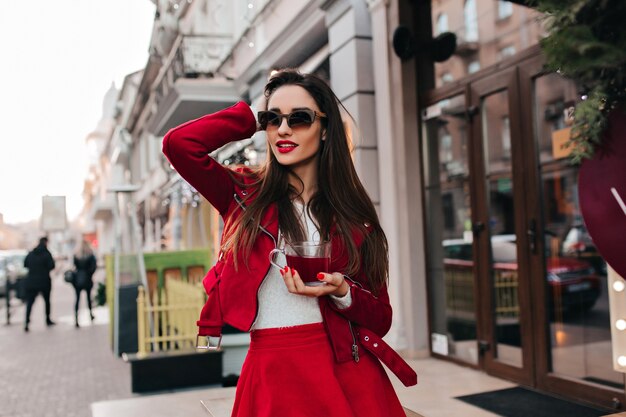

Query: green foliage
[[535, 0, 626, 162]]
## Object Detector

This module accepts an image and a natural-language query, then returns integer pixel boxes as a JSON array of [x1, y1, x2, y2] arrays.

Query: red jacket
[[162, 102, 417, 386]]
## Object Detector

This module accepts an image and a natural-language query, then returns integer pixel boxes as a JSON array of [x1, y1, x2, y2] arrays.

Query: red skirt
[[231, 323, 406, 417]]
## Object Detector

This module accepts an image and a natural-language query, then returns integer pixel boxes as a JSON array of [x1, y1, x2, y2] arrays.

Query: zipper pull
[[352, 344, 360, 363]]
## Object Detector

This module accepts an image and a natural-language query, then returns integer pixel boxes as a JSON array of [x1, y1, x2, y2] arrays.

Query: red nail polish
[[291, 267, 297, 275], [317, 273, 325, 280], [280, 269, 285, 276]]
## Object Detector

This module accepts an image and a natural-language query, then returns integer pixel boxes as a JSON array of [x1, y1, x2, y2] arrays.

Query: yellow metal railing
[[137, 279, 205, 357], [444, 260, 520, 320], [493, 267, 520, 318]]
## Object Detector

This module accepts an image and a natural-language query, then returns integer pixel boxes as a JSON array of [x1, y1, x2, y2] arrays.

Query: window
[[440, 132, 453, 163], [440, 73, 454, 84], [497, 0, 513, 20], [499, 45, 516, 59], [501, 116, 511, 158], [442, 193, 455, 230], [464, 0, 479, 42], [467, 61, 481, 74], [436, 13, 449, 35]]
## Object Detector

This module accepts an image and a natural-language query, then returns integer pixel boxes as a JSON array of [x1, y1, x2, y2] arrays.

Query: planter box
[[123, 350, 223, 393]]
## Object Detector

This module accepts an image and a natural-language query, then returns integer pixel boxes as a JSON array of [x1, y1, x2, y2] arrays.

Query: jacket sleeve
[[328, 276, 393, 338], [161, 101, 257, 215]]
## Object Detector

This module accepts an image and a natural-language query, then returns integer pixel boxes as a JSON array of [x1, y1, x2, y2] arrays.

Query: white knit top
[[251, 202, 352, 330]]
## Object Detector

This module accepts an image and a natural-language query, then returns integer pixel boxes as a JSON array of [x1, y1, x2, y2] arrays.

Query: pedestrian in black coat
[[23, 237, 56, 332], [73, 240, 97, 327]]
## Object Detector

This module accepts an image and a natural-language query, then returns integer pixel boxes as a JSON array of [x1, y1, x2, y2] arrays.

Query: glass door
[[423, 91, 480, 366], [422, 67, 535, 384], [470, 68, 534, 384], [518, 57, 626, 409]]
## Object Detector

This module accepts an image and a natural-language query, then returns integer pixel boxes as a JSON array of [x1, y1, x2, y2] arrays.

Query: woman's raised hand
[[280, 267, 349, 298]]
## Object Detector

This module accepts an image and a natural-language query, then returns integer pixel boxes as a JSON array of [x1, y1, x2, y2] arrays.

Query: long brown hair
[[221, 69, 389, 293]]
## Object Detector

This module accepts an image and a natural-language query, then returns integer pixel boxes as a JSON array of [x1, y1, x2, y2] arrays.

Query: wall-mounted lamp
[[392, 26, 457, 63]]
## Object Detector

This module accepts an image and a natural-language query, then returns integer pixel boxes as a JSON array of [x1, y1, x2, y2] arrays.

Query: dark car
[[0, 250, 28, 297], [443, 235, 601, 313]]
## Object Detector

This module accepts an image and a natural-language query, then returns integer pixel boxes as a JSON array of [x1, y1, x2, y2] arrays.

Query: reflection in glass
[[481, 91, 522, 367], [534, 75, 620, 389], [423, 95, 477, 364]]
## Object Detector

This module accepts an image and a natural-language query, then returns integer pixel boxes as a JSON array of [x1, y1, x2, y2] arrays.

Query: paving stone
[[0, 269, 134, 417]]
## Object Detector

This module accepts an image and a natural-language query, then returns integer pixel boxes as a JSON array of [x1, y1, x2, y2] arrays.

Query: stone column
[[366, 0, 429, 356], [321, 0, 409, 351], [321, 0, 380, 210]]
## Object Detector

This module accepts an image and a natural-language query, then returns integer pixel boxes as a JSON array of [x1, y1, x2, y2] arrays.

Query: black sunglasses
[[257, 109, 327, 130]]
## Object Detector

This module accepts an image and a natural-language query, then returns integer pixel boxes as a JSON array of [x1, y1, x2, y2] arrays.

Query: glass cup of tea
[[269, 241, 331, 286]]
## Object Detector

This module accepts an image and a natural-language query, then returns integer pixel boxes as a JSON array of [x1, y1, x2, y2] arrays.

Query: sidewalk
[[1, 268, 516, 417], [0, 268, 133, 417], [92, 356, 515, 417]]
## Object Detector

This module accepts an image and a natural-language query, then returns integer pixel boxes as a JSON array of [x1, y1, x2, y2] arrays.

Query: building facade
[[83, 0, 624, 411]]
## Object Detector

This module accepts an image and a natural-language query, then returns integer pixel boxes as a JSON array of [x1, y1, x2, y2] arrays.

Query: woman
[[163, 69, 416, 417], [73, 240, 97, 327]]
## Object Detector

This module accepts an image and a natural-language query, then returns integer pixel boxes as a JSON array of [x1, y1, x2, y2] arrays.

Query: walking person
[[73, 240, 97, 327], [163, 69, 416, 417], [23, 236, 56, 332]]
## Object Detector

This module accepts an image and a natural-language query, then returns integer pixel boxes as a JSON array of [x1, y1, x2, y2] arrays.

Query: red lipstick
[[276, 140, 298, 154]]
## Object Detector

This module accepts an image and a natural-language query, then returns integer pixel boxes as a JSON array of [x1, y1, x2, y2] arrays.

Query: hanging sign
[[41, 196, 67, 231]]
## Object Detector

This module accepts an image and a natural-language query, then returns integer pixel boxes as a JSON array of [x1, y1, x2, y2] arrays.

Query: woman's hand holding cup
[[281, 268, 349, 298]]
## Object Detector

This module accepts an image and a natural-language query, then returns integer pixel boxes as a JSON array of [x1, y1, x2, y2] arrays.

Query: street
[[0, 269, 132, 417]]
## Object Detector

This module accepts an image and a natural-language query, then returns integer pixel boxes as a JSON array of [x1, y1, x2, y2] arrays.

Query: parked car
[[562, 223, 607, 276], [0, 250, 28, 297], [443, 235, 601, 313]]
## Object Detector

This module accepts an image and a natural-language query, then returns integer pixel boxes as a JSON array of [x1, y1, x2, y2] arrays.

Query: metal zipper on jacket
[[252, 223, 278, 329], [233, 193, 278, 247], [348, 320, 360, 363]]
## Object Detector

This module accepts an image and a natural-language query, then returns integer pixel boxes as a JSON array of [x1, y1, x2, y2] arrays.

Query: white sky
[[0, 0, 155, 224]]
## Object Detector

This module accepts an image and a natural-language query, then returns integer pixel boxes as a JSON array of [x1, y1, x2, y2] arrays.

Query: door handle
[[472, 221, 485, 235], [527, 219, 537, 254], [478, 340, 491, 356]]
